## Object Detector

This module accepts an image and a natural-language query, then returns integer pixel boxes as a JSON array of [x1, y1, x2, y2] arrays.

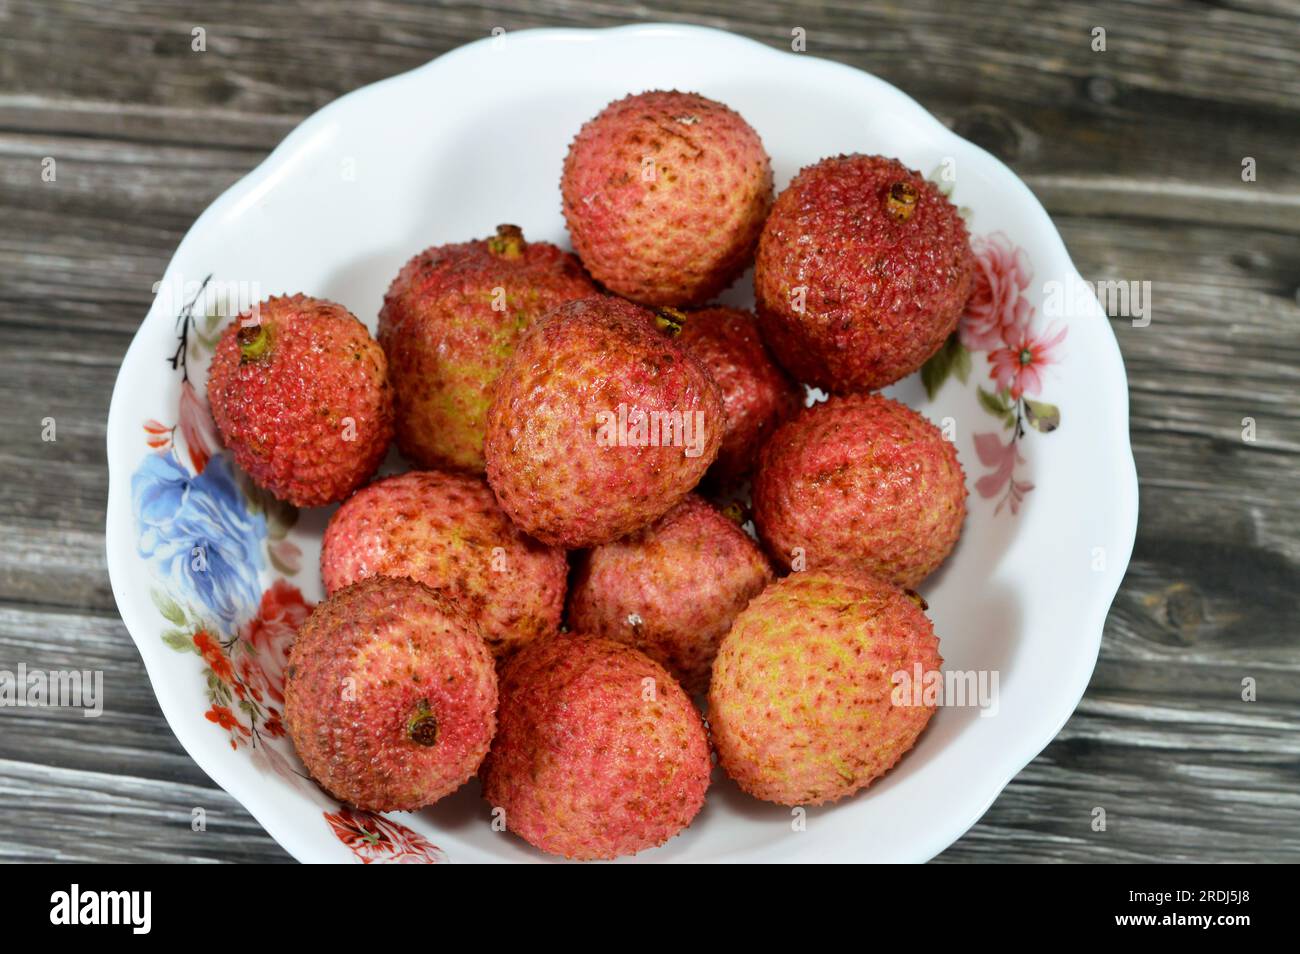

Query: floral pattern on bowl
[[922, 228, 1067, 515], [131, 284, 445, 863], [325, 808, 448, 864]]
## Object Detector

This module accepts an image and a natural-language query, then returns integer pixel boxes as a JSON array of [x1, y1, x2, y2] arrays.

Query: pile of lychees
[[205, 91, 973, 860]]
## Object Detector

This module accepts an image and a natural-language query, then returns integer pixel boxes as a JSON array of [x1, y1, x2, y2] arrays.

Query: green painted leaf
[[210, 677, 232, 704], [161, 629, 195, 652], [921, 333, 969, 399], [1024, 399, 1061, 433], [977, 386, 1011, 415], [920, 360, 947, 400], [151, 590, 187, 626], [952, 339, 972, 384], [976, 388, 1018, 430]]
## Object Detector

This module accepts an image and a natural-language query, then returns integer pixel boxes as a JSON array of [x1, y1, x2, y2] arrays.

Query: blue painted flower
[[133, 451, 266, 634]]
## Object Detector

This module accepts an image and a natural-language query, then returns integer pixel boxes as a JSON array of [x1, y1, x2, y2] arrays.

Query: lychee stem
[[887, 181, 919, 222], [488, 224, 526, 260], [655, 307, 687, 337], [237, 322, 271, 362], [720, 501, 749, 525], [407, 699, 439, 746]]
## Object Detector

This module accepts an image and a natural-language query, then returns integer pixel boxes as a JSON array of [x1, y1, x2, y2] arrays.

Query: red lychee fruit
[[206, 294, 393, 507], [709, 569, 942, 805], [378, 225, 596, 472], [483, 296, 723, 548], [284, 575, 497, 812], [562, 90, 773, 306], [567, 494, 772, 696], [481, 634, 711, 860], [752, 394, 966, 588], [321, 470, 566, 659], [753, 154, 975, 392], [675, 306, 803, 485]]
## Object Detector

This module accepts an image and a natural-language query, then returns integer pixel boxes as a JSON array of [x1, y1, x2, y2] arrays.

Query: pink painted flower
[[998, 477, 1034, 516], [239, 580, 312, 705], [972, 432, 1035, 514], [988, 323, 1067, 399], [268, 538, 303, 575], [973, 432, 1020, 499], [248, 728, 318, 792], [960, 232, 1034, 351], [178, 379, 219, 474]]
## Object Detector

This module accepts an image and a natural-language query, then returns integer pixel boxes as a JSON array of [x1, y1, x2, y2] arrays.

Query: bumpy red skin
[[284, 576, 497, 812], [677, 306, 803, 486], [567, 495, 773, 696], [207, 294, 394, 507], [562, 90, 773, 306], [753, 154, 975, 392], [754, 394, 966, 587], [484, 296, 723, 548], [378, 230, 595, 472], [709, 570, 942, 806], [321, 470, 567, 659], [481, 634, 711, 860]]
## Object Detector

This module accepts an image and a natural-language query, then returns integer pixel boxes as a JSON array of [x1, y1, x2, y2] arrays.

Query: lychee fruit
[[321, 470, 567, 659], [709, 569, 942, 806], [753, 394, 966, 588], [484, 296, 723, 548], [753, 154, 975, 392], [562, 90, 773, 306], [481, 634, 711, 860], [284, 575, 497, 812], [567, 494, 771, 696], [378, 225, 596, 472], [206, 294, 393, 507], [675, 306, 803, 485]]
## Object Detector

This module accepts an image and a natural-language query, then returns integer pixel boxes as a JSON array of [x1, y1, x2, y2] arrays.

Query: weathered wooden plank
[[0, 0, 1297, 863], [940, 688, 1300, 863], [0, 0, 1297, 208], [0, 759, 292, 863]]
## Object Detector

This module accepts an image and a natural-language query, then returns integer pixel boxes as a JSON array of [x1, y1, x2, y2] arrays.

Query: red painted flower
[[193, 629, 234, 682], [234, 657, 262, 703], [324, 808, 448, 864], [262, 712, 286, 739], [239, 580, 312, 705], [143, 420, 172, 451], [960, 232, 1034, 351], [205, 704, 244, 732], [989, 323, 1067, 399]]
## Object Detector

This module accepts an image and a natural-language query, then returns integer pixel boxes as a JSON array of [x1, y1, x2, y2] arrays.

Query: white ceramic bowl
[[105, 23, 1138, 863]]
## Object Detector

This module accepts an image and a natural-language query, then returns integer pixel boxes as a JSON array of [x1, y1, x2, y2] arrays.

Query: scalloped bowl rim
[[105, 23, 1138, 863]]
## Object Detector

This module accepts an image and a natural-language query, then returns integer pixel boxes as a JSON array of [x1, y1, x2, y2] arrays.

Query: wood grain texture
[[0, 0, 1297, 863]]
